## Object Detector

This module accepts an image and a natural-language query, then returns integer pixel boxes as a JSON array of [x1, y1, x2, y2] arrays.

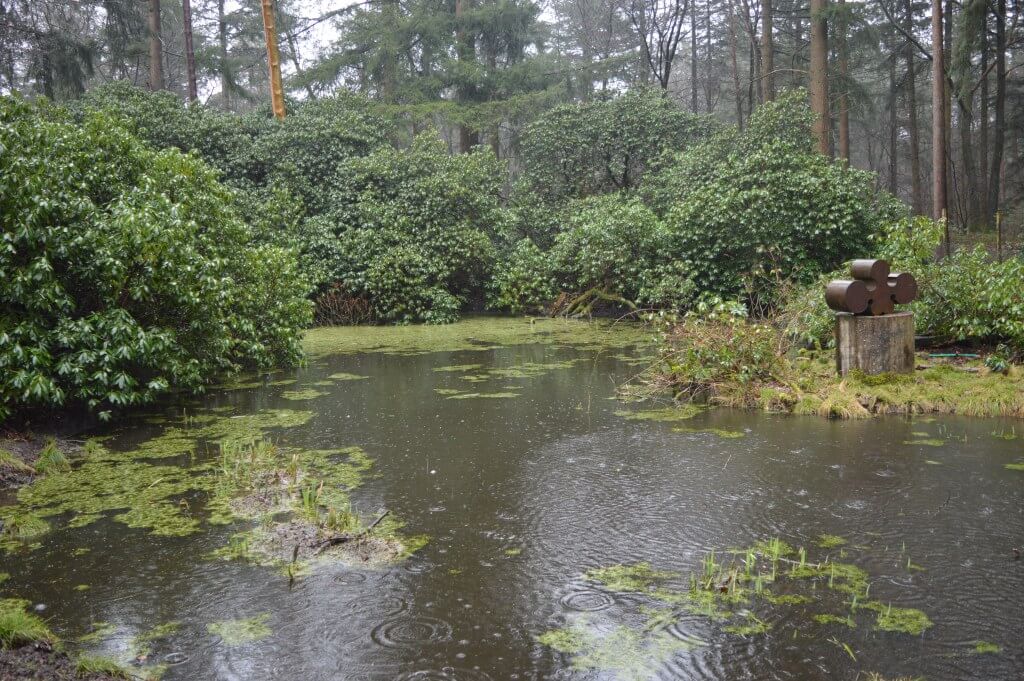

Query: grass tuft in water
[[0, 450, 34, 475], [0, 598, 55, 649], [75, 654, 132, 679], [34, 440, 70, 475]]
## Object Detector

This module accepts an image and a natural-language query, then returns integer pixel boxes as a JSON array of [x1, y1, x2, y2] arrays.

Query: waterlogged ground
[[1, 318, 1023, 680]]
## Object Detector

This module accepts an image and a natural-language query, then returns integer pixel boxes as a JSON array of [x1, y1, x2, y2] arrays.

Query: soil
[[0, 433, 80, 491], [0, 643, 124, 680], [251, 516, 407, 566]]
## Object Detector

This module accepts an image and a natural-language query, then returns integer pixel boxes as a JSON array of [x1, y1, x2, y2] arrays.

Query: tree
[[627, 0, 691, 89], [760, 0, 773, 101], [182, 0, 197, 101], [260, 0, 285, 118], [809, 0, 830, 155], [931, 0, 947, 227], [149, 0, 164, 90]]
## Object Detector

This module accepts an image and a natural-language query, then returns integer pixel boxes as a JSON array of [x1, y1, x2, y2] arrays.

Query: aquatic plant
[[281, 389, 328, 401], [971, 640, 1001, 654], [671, 426, 745, 438], [816, 534, 847, 549], [814, 613, 856, 628], [903, 439, 945, 447], [207, 613, 272, 645], [537, 628, 585, 654], [78, 622, 119, 644], [585, 563, 677, 592], [872, 603, 933, 635], [0, 598, 55, 648], [614, 405, 702, 422], [327, 373, 369, 381], [1005, 463, 1024, 471]]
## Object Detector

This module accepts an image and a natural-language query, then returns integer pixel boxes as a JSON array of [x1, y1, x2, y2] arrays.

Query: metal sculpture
[[825, 259, 917, 316]]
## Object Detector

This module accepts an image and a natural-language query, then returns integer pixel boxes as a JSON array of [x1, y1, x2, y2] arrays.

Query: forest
[[0, 0, 1022, 418]]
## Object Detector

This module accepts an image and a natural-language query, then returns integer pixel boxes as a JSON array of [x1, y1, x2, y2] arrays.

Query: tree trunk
[[218, 0, 230, 108], [979, 27, 989, 222], [760, 0, 773, 101], [905, 0, 924, 214], [888, 56, 898, 194], [728, 0, 744, 129], [837, 0, 849, 160], [958, 97, 978, 228], [931, 0, 948, 238], [455, 0, 477, 151], [148, 0, 163, 91], [182, 0, 198, 102], [261, 0, 286, 119], [690, 2, 698, 111], [809, 0, 830, 155], [986, 0, 1005, 224]]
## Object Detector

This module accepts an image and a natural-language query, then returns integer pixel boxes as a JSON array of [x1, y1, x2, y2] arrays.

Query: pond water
[[1, 319, 1022, 680]]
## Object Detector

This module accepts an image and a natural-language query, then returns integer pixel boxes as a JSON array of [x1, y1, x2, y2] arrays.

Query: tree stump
[[834, 312, 915, 376]]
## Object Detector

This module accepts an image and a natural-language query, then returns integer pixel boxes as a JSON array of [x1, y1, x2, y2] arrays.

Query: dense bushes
[[651, 91, 902, 306], [0, 97, 311, 420], [323, 135, 506, 323], [521, 87, 717, 202]]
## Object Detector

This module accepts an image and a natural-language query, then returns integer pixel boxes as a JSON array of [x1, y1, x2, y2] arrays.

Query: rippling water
[[1, 319, 1022, 680]]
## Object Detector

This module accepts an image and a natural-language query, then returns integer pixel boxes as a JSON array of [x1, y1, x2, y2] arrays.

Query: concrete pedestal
[[834, 312, 915, 376]]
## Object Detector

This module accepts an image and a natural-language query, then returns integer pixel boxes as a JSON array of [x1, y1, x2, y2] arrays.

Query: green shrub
[[548, 195, 695, 313], [652, 91, 902, 307], [0, 96, 311, 420], [486, 239, 556, 313], [323, 135, 505, 323], [658, 302, 788, 404], [521, 87, 718, 203]]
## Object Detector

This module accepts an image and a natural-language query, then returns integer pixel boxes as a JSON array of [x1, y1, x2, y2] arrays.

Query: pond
[[1, 318, 1022, 680]]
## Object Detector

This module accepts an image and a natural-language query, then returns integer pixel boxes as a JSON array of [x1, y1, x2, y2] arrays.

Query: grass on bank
[[639, 314, 1024, 419]]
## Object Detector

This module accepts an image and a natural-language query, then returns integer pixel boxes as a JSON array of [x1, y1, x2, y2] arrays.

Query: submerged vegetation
[[540, 537, 937, 676]]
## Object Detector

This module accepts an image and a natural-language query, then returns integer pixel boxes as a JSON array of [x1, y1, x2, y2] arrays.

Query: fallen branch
[[314, 510, 390, 554]]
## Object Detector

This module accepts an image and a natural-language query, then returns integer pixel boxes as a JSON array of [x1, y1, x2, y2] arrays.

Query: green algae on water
[[433, 388, 463, 396], [447, 392, 520, 400], [281, 389, 328, 401], [537, 628, 586, 653], [1005, 463, 1024, 471], [78, 621, 119, 644], [303, 318, 653, 358], [328, 373, 369, 381], [615, 405, 702, 422], [971, 640, 1001, 654], [817, 534, 848, 549], [585, 562, 677, 592], [207, 613, 271, 645], [814, 613, 856, 628], [870, 603, 933, 635], [433, 364, 483, 373], [538, 623, 701, 681], [903, 438, 945, 447], [671, 426, 744, 438]]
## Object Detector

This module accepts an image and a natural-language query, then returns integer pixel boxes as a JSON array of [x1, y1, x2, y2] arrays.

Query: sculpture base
[[834, 312, 915, 376]]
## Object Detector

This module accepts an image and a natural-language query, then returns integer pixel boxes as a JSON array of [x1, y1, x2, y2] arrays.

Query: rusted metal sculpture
[[825, 259, 917, 316]]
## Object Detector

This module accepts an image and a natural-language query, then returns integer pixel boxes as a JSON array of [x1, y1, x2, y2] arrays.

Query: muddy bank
[[0, 434, 82, 491], [0, 643, 128, 680]]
